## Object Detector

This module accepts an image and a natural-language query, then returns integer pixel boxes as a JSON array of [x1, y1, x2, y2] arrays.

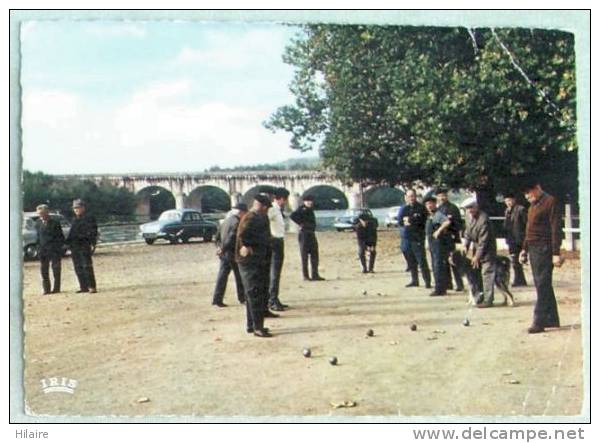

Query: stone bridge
[[55, 171, 404, 217]]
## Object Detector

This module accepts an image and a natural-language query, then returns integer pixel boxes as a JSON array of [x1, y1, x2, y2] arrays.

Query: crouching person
[[355, 211, 378, 273]]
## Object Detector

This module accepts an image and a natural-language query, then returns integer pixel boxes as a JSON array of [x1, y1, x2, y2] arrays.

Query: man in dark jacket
[[66, 199, 98, 293], [399, 189, 431, 288], [503, 193, 528, 286], [519, 180, 563, 334], [424, 197, 452, 296], [436, 188, 465, 292], [236, 194, 273, 337], [462, 198, 497, 308], [35, 204, 65, 294], [355, 211, 378, 273], [211, 203, 248, 307], [290, 195, 324, 281]]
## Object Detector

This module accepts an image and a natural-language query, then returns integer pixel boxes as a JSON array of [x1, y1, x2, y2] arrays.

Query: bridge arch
[[136, 186, 176, 220], [364, 186, 405, 209], [302, 185, 348, 210], [188, 185, 231, 213], [241, 184, 281, 207]]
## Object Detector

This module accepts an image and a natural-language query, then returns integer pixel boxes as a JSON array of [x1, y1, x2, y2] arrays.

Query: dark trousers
[[405, 239, 431, 286], [508, 244, 527, 286], [269, 237, 285, 304], [239, 259, 269, 331], [529, 244, 560, 328], [212, 254, 245, 304], [299, 231, 320, 279], [40, 250, 62, 293], [430, 241, 449, 294], [358, 241, 376, 272], [446, 245, 465, 290], [71, 245, 96, 291]]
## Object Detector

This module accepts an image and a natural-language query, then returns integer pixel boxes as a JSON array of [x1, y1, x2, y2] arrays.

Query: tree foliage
[[22, 170, 137, 222], [265, 25, 578, 207]]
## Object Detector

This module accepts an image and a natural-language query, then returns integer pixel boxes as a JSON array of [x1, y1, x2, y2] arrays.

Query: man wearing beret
[[268, 188, 290, 311], [436, 188, 465, 292], [290, 195, 325, 281], [424, 196, 452, 296], [519, 180, 563, 334], [211, 203, 248, 307], [503, 193, 528, 287], [236, 194, 273, 337], [66, 199, 98, 293], [398, 189, 431, 288], [35, 204, 65, 295]]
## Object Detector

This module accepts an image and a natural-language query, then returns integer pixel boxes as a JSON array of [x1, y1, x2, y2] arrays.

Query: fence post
[[564, 203, 574, 252]]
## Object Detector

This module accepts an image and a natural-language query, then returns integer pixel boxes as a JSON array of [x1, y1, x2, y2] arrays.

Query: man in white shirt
[[268, 187, 290, 311]]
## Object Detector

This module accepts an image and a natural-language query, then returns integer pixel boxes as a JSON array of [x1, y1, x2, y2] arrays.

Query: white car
[[384, 206, 403, 228]]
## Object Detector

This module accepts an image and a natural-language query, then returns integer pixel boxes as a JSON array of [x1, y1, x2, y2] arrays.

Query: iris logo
[[40, 377, 78, 394]]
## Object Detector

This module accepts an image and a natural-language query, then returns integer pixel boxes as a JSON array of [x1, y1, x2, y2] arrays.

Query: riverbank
[[21, 231, 584, 418]]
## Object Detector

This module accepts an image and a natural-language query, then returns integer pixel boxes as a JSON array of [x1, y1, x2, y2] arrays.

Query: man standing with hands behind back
[[503, 193, 528, 287], [519, 180, 563, 334], [290, 195, 324, 281], [66, 199, 98, 294], [35, 204, 65, 295]]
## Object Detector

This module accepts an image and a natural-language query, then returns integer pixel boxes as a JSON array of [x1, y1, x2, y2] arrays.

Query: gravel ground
[[20, 230, 584, 419]]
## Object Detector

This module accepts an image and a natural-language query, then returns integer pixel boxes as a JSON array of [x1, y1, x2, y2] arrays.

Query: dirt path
[[20, 231, 584, 418]]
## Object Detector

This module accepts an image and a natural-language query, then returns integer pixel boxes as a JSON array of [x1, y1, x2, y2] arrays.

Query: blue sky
[[20, 20, 315, 174]]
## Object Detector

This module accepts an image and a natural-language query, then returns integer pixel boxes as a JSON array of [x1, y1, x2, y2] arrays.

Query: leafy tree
[[265, 25, 577, 211]]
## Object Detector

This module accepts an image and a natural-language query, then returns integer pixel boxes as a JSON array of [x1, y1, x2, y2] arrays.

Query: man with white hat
[[462, 197, 497, 308]]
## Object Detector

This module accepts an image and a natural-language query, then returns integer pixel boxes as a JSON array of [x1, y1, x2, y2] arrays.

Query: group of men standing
[[34, 199, 98, 295], [211, 189, 326, 338], [399, 181, 563, 334]]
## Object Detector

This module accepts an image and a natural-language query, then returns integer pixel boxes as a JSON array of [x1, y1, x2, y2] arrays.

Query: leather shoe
[[405, 282, 419, 288], [429, 291, 445, 296], [76, 289, 89, 293], [247, 327, 270, 334], [311, 276, 325, 281], [528, 324, 545, 334], [270, 303, 285, 312], [263, 310, 280, 318], [212, 302, 227, 308], [253, 329, 272, 338]]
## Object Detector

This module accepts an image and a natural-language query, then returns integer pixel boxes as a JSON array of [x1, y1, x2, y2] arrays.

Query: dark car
[[139, 209, 218, 245]]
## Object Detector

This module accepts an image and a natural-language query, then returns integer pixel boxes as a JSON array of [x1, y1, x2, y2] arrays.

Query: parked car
[[384, 206, 403, 228], [139, 209, 218, 245], [333, 208, 374, 232], [22, 212, 73, 260]]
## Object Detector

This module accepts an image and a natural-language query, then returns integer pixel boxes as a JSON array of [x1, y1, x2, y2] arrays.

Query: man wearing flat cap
[[424, 196, 452, 296], [35, 204, 65, 295], [503, 193, 528, 287], [462, 198, 497, 307], [235, 193, 273, 337], [519, 179, 563, 334], [290, 194, 324, 281], [435, 188, 465, 292], [267, 187, 290, 311], [211, 203, 248, 307], [66, 199, 98, 293]]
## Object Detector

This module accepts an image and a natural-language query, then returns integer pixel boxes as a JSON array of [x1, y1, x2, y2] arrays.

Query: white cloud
[[21, 80, 299, 174]]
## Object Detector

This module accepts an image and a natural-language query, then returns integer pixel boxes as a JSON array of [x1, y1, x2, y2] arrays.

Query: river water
[[97, 208, 395, 244]]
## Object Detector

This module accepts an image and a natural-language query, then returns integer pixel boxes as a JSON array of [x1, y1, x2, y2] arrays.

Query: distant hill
[[206, 157, 321, 172]]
